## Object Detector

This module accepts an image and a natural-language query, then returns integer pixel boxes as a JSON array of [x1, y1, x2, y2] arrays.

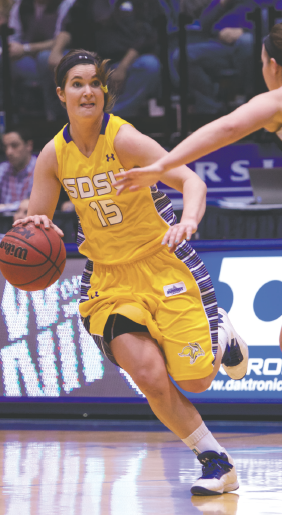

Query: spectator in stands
[[172, 0, 256, 113], [0, 0, 11, 25], [8, 0, 75, 120], [49, 0, 162, 118], [0, 126, 36, 211]]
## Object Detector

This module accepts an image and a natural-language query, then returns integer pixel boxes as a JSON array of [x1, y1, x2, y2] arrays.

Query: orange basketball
[[0, 222, 66, 291]]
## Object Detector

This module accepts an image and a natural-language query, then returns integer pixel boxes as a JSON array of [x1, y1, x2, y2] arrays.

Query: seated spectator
[[172, 0, 256, 113], [0, 0, 12, 25], [49, 0, 162, 118], [0, 126, 36, 212], [7, 0, 75, 120]]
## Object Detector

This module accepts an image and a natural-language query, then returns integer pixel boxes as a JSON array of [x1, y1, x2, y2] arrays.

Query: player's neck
[[69, 114, 104, 158]]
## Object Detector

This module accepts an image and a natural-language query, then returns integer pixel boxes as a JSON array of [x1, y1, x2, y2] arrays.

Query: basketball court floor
[[0, 420, 280, 514]]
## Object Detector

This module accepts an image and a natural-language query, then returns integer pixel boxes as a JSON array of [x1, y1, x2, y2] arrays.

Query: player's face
[[57, 64, 105, 119], [2, 132, 33, 171], [261, 44, 279, 91]]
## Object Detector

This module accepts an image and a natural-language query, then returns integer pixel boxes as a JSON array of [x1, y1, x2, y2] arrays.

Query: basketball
[[0, 222, 66, 291]]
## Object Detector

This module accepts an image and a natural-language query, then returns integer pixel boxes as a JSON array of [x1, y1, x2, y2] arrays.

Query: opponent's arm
[[114, 125, 207, 250], [115, 89, 282, 189], [13, 140, 64, 236]]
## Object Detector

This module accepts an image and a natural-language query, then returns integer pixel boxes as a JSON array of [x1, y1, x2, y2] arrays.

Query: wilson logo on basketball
[[9, 226, 33, 240], [0, 241, 28, 260]]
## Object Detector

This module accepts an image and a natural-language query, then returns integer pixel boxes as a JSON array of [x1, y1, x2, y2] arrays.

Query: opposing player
[[14, 49, 247, 495]]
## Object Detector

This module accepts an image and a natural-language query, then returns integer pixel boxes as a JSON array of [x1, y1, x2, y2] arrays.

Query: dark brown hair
[[54, 49, 115, 112], [270, 23, 282, 52]]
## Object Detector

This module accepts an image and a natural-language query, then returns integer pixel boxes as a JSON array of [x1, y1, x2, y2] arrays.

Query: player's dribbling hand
[[162, 219, 198, 253], [13, 215, 64, 238], [114, 163, 165, 196]]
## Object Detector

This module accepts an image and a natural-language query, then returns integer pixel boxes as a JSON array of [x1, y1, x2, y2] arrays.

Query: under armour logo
[[91, 291, 99, 299], [106, 154, 115, 161]]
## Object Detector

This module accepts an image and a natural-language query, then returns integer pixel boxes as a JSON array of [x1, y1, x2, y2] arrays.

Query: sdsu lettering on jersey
[[54, 113, 169, 265]]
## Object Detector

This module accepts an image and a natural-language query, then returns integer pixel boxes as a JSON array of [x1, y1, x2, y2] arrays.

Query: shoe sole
[[219, 308, 249, 380], [191, 481, 239, 496]]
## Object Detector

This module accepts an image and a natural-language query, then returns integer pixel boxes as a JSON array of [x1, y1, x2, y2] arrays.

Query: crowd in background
[[0, 0, 266, 122], [0, 0, 281, 220]]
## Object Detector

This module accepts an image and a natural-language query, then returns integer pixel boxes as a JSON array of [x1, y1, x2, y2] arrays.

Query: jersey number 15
[[89, 199, 123, 227]]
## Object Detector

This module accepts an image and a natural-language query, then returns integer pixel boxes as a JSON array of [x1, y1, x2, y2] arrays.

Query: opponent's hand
[[162, 219, 198, 253], [13, 214, 64, 238], [115, 162, 165, 196]]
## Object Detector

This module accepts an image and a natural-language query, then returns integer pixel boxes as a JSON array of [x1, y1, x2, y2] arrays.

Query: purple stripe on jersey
[[63, 113, 110, 144], [100, 113, 110, 135], [63, 124, 72, 143]]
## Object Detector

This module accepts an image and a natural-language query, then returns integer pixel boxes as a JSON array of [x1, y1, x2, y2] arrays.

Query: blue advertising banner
[[0, 242, 281, 404], [180, 242, 282, 403]]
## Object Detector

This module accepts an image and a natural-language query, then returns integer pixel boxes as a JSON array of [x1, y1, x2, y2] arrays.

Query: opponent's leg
[[110, 332, 239, 495]]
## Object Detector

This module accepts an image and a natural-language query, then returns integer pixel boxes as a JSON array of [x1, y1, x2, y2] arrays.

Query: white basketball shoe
[[191, 450, 239, 496], [218, 307, 249, 380]]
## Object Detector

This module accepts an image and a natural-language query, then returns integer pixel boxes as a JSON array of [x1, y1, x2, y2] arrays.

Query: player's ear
[[270, 57, 279, 75], [56, 87, 65, 102]]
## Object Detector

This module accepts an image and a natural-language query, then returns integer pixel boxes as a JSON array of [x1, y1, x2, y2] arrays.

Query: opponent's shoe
[[218, 307, 248, 380], [191, 450, 239, 496], [191, 492, 239, 514]]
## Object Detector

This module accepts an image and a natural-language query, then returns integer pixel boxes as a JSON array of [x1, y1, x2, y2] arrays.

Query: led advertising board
[[0, 242, 281, 404]]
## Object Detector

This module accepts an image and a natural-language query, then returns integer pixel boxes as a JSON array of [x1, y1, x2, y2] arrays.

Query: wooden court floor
[[0, 425, 281, 515]]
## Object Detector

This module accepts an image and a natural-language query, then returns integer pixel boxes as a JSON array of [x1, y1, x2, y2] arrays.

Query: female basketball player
[[13, 50, 247, 495]]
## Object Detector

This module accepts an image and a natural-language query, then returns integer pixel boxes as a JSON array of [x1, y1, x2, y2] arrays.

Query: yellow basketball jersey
[[54, 113, 169, 265]]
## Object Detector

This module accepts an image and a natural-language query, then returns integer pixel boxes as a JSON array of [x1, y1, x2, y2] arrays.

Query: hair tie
[[100, 84, 108, 93]]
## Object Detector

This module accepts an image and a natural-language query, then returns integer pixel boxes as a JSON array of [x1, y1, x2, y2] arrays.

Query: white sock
[[218, 325, 228, 355], [182, 421, 225, 456]]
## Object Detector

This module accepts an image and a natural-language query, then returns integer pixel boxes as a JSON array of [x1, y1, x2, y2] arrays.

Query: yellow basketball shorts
[[79, 243, 218, 381]]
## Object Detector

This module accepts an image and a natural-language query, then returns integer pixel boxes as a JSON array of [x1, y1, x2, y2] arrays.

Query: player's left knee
[[176, 377, 212, 394]]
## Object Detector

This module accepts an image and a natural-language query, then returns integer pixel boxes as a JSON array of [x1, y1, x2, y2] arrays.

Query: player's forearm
[[181, 174, 207, 226], [158, 116, 255, 173], [27, 199, 56, 220], [28, 183, 61, 220]]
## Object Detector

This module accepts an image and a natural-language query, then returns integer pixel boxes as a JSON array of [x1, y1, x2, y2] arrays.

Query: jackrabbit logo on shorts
[[178, 343, 205, 364]]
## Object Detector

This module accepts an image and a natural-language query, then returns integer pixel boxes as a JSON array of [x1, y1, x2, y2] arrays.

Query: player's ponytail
[[264, 23, 282, 66]]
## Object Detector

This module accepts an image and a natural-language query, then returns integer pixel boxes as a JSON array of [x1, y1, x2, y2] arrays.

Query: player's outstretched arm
[[13, 140, 64, 237], [115, 89, 282, 191], [114, 125, 207, 251]]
